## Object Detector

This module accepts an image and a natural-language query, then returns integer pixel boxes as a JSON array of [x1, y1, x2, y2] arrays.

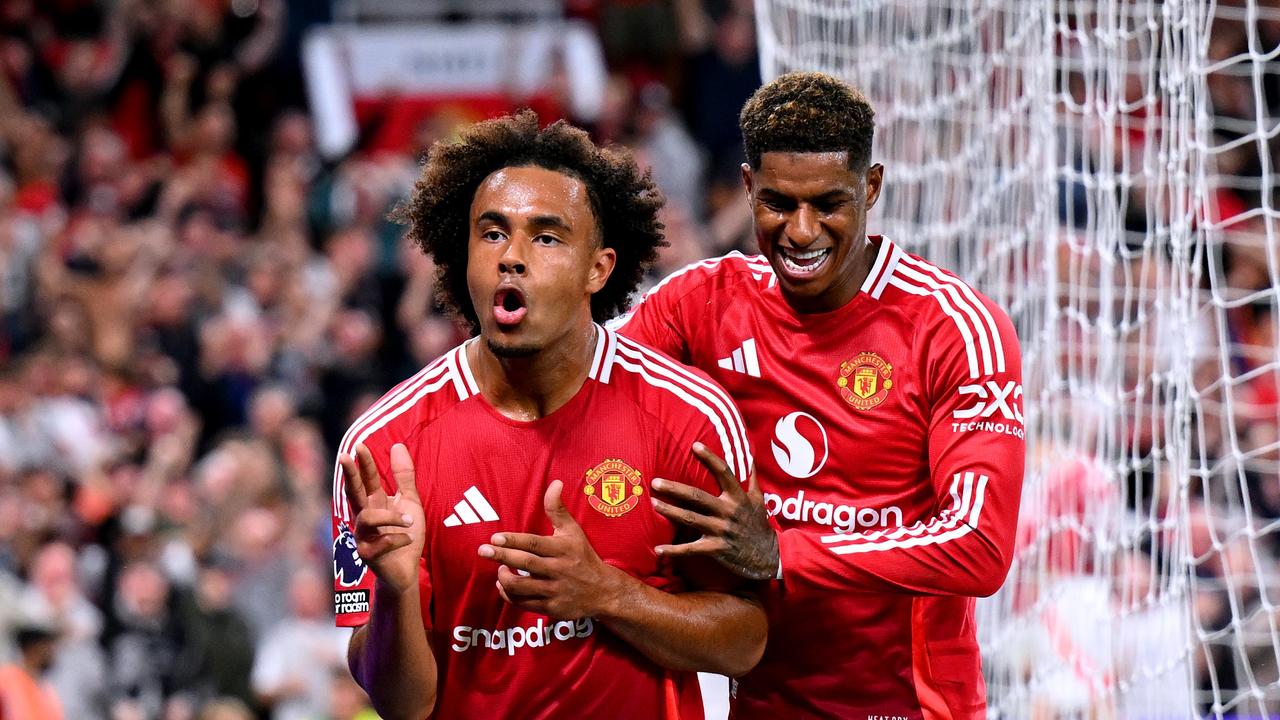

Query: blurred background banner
[[302, 22, 607, 158]]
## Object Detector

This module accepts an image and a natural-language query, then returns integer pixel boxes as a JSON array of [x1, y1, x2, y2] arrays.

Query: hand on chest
[[427, 451, 676, 581]]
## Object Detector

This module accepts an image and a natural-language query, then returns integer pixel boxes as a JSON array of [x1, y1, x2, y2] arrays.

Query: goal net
[[755, 0, 1280, 716]]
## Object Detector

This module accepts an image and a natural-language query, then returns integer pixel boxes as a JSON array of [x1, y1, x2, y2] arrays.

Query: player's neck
[[471, 322, 598, 421]]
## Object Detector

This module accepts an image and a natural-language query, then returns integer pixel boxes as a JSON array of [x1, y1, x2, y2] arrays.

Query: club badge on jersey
[[837, 351, 894, 411], [583, 458, 645, 517]]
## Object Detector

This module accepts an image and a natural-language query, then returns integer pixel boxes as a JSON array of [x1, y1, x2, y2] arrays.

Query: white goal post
[[755, 0, 1280, 716]]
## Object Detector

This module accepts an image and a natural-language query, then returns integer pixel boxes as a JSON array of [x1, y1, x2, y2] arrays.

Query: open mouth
[[777, 247, 832, 277], [493, 287, 528, 327]]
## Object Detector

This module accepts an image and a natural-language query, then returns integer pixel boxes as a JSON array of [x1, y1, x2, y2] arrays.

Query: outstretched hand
[[651, 442, 780, 580], [339, 443, 427, 594], [478, 480, 627, 620]]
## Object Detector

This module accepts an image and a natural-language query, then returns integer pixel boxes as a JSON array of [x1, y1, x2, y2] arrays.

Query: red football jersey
[[330, 325, 753, 720], [612, 236, 1025, 719]]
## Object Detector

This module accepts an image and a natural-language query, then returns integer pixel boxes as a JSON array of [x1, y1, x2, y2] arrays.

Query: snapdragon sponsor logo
[[763, 490, 903, 534], [771, 411, 829, 479], [451, 617, 594, 656]]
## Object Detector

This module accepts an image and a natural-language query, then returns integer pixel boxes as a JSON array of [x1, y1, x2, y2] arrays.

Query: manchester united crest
[[837, 352, 893, 411], [583, 459, 644, 518]]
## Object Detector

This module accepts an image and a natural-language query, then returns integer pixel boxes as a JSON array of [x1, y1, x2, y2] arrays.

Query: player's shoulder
[[596, 325, 753, 477], [642, 251, 774, 303], [876, 239, 1014, 336], [334, 341, 477, 458], [872, 237, 1019, 381], [596, 325, 743, 428]]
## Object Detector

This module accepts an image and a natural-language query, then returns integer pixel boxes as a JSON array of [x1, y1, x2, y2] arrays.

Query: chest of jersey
[[412, 397, 685, 629], [693, 296, 936, 534]]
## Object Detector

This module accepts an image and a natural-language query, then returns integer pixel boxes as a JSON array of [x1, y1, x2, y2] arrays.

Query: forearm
[[348, 579, 437, 720], [596, 570, 766, 677], [779, 517, 1012, 597]]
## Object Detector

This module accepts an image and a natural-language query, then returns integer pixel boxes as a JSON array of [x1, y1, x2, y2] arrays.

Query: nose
[[498, 239, 526, 276], [786, 205, 820, 247]]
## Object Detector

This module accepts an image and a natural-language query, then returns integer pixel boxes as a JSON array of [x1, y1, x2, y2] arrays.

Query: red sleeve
[[777, 296, 1025, 597], [331, 429, 433, 628]]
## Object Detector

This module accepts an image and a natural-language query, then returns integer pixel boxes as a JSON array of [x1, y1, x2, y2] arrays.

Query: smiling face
[[744, 151, 883, 313], [467, 165, 616, 357]]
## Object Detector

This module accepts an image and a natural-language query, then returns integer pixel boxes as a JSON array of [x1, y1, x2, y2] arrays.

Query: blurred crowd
[[1041, 7, 1280, 715], [1188, 7, 1280, 713], [0, 0, 758, 718]]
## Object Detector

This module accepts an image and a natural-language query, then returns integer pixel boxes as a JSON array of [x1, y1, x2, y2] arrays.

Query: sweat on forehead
[[472, 165, 601, 239]]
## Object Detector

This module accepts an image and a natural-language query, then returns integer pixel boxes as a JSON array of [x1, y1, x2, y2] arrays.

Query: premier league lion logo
[[333, 521, 368, 587]]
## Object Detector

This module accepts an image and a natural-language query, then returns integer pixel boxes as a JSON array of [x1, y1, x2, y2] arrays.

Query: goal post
[[755, 0, 1280, 716]]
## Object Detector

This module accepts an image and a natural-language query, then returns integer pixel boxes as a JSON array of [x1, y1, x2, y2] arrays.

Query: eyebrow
[[758, 188, 852, 203], [529, 214, 573, 233], [476, 211, 573, 234]]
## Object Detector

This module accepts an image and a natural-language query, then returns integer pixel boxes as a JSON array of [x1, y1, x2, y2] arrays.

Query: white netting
[[756, 0, 1280, 716]]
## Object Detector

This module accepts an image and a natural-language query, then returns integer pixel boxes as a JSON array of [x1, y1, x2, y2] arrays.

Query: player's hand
[[651, 442, 780, 581], [478, 480, 627, 620], [339, 443, 426, 594]]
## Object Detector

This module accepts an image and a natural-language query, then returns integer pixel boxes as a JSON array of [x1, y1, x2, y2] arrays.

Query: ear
[[741, 163, 754, 200], [865, 163, 885, 210], [586, 246, 617, 295]]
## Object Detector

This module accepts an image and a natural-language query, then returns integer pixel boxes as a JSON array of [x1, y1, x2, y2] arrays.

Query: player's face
[[467, 165, 616, 357], [743, 151, 883, 313]]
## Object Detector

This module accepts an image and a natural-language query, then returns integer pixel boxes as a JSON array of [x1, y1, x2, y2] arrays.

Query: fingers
[[339, 454, 368, 514], [488, 532, 552, 557], [650, 477, 724, 514], [496, 565, 549, 599], [355, 444, 381, 499], [359, 532, 414, 559], [652, 497, 729, 536], [478, 544, 550, 577], [692, 442, 745, 497], [747, 468, 761, 498], [389, 443, 420, 502], [543, 480, 579, 532], [655, 536, 727, 558], [354, 507, 415, 539]]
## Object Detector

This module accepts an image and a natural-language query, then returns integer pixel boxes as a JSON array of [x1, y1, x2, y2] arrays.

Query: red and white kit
[[330, 325, 752, 720], [613, 236, 1025, 720]]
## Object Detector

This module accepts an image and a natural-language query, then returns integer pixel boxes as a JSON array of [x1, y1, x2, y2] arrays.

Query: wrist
[[375, 573, 420, 600], [588, 563, 638, 621]]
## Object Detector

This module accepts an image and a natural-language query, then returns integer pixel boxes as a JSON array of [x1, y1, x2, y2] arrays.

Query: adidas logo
[[717, 338, 761, 378], [443, 486, 500, 527]]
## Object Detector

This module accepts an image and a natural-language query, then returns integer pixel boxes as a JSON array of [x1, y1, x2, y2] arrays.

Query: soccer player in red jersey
[[330, 112, 765, 720], [612, 72, 1026, 719]]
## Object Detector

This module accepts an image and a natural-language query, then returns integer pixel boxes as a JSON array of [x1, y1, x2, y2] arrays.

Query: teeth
[[779, 247, 831, 275]]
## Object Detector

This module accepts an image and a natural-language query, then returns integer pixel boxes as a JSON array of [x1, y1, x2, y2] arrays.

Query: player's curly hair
[[739, 71, 876, 170], [395, 110, 666, 331]]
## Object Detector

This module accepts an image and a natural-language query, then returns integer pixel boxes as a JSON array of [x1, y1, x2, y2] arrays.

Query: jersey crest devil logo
[[333, 521, 368, 587]]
